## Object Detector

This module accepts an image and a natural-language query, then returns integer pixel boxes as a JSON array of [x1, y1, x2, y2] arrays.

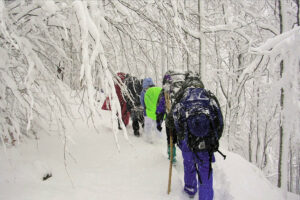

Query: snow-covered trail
[[0, 109, 187, 200], [65, 117, 184, 200], [0, 108, 298, 200]]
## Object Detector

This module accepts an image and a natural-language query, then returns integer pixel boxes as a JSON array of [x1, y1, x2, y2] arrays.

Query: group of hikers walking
[[102, 70, 225, 200]]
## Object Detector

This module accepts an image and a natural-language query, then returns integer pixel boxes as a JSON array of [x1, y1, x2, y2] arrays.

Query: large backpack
[[124, 75, 143, 111], [173, 87, 224, 155], [160, 71, 186, 129], [162, 71, 186, 103]]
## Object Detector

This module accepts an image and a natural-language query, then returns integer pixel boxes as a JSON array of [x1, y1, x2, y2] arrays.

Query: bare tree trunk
[[288, 137, 292, 192], [277, 0, 285, 188], [255, 88, 261, 165], [167, 33, 169, 72], [297, 0, 300, 26], [185, 33, 190, 71], [278, 66, 285, 188], [161, 34, 165, 79], [249, 114, 253, 163], [198, 0, 202, 77], [261, 122, 269, 169], [297, 153, 300, 194], [184, 0, 189, 71]]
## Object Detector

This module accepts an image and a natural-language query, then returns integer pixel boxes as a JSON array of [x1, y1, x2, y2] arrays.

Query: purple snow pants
[[179, 142, 214, 200]]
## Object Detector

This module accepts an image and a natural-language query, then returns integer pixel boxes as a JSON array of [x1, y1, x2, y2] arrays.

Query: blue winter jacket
[[155, 90, 166, 125]]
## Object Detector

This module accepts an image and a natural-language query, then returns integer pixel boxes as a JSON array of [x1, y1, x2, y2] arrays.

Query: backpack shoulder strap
[[206, 91, 224, 139]]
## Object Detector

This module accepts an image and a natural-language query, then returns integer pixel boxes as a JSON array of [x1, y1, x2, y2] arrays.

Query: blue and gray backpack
[[173, 86, 224, 157]]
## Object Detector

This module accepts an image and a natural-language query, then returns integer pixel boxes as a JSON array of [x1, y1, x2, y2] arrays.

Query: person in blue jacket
[[172, 73, 224, 200], [140, 78, 162, 143], [140, 78, 154, 115]]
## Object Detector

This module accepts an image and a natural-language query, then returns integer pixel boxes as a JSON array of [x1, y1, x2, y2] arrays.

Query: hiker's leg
[[168, 145, 177, 163], [166, 126, 171, 145], [170, 127, 177, 162], [166, 127, 176, 162], [166, 126, 171, 159], [131, 110, 140, 136], [153, 119, 162, 138], [144, 116, 153, 142], [182, 151, 197, 196], [196, 153, 213, 200], [117, 118, 122, 130], [172, 127, 178, 144], [137, 110, 145, 128]]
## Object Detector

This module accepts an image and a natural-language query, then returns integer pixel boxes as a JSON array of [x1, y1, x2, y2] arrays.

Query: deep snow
[[0, 100, 299, 200]]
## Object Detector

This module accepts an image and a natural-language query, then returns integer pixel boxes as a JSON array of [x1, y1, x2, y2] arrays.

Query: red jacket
[[101, 73, 130, 126]]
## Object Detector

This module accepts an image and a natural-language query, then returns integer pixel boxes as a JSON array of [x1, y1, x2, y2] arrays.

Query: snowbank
[[0, 102, 299, 200]]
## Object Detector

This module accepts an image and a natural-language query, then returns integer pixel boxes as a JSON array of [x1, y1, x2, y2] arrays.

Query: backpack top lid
[[172, 72, 204, 103], [117, 72, 127, 81], [162, 70, 186, 99], [142, 77, 154, 89], [124, 75, 143, 107], [163, 70, 186, 85], [125, 75, 142, 89], [184, 72, 204, 89]]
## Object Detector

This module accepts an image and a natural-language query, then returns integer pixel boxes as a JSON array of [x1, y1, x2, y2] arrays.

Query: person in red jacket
[[102, 72, 130, 129]]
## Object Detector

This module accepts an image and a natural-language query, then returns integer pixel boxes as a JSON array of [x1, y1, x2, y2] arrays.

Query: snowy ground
[[0, 101, 299, 200]]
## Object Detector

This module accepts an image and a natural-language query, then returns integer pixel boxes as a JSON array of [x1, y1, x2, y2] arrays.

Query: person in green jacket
[[140, 77, 162, 143]]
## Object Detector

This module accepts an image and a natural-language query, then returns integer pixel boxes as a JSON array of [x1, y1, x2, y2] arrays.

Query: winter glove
[[156, 113, 164, 123], [157, 124, 162, 132], [156, 119, 162, 132]]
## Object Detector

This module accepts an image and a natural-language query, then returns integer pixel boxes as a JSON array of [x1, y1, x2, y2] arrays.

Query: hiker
[[156, 70, 186, 163], [123, 74, 144, 136], [140, 77, 162, 143], [172, 72, 224, 200], [102, 72, 130, 129]]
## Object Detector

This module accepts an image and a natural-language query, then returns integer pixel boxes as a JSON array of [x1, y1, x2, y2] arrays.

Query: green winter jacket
[[144, 87, 162, 120]]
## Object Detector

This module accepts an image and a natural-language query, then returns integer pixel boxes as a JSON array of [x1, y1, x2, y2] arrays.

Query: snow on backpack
[[163, 71, 186, 103], [124, 75, 143, 110], [162, 71, 187, 128], [174, 87, 225, 157]]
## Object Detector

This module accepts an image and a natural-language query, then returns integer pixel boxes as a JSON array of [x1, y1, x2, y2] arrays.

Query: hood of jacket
[[142, 77, 154, 89]]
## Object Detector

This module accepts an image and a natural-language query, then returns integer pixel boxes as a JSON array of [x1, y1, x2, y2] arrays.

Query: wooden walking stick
[[168, 131, 174, 194], [165, 91, 173, 194]]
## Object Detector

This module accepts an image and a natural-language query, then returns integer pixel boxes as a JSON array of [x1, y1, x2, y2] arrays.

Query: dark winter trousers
[[166, 126, 177, 145], [131, 109, 144, 134], [182, 150, 213, 200]]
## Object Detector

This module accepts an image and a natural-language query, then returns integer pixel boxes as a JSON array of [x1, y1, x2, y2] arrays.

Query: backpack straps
[[193, 154, 203, 184], [217, 149, 227, 160], [206, 90, 227, 160], [194, 162, 202, 185], [193, 151, 213, 182]]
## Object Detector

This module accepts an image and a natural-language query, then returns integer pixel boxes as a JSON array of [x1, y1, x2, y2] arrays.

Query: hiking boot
[[168, 145, 177, 163], [134, 130, 140, 137], [118, 120, 122, 130], [182, 189, 195, 199], [172, 157, 177, 164]]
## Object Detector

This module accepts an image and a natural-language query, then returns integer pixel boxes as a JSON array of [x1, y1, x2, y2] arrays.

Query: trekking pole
[[165, 91, 173, 194], [168, 132, 173, 194]]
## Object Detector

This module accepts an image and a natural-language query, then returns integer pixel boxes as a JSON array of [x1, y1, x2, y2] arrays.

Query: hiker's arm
[[172, 103, 184, 135], [140, 90, 145, 108]]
